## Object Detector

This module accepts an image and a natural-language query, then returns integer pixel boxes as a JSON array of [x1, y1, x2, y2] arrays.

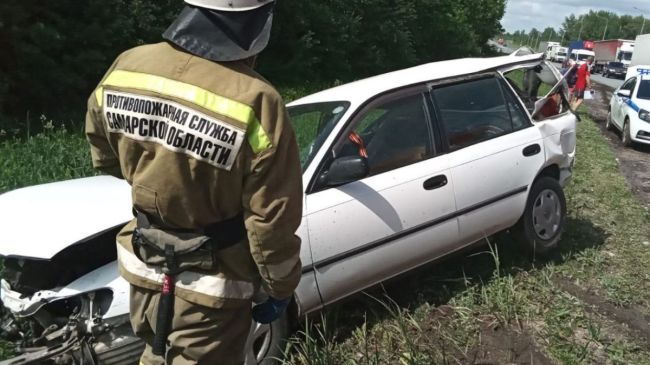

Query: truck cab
[[570, 49, 596, 66], [619, 42, 635, 67], [553, 47, 568, 63]]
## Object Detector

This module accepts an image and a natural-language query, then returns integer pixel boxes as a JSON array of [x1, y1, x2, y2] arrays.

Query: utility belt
[[131, 209, 247, 274], [130, 209, 246, 356]]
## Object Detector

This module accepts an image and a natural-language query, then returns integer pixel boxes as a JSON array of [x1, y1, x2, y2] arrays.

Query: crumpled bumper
[[0, 318, 143, 365]]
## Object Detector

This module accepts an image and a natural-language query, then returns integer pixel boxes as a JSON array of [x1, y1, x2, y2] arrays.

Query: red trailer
[[593, 39, 635, 73]]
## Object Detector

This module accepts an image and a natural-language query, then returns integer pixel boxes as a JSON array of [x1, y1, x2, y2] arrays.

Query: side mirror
[[322, 156, 369, 186], [617, 89, 631, 98]]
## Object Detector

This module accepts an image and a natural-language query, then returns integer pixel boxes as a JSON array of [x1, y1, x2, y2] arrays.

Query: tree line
[[506, 10, 648, 50], [0, 0, 506, 135]]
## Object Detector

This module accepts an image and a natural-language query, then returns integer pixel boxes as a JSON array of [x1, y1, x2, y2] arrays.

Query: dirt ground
[[553, 276, 650, 347], [584, 83, 650, 209]]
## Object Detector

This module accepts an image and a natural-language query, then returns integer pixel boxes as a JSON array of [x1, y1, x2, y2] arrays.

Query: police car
[[0, 49, 576, 365], [607, 67, 650, 147]]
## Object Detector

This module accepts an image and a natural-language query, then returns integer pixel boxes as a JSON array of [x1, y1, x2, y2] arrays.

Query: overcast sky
[[501, 0, 650, 32]]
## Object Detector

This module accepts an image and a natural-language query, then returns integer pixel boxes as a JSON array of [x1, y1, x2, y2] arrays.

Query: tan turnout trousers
[[131, 285, 251, 365]]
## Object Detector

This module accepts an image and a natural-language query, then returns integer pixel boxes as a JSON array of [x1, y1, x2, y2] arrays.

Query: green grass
[[504, 68, 554, 99], [0, 119, 96, 193]]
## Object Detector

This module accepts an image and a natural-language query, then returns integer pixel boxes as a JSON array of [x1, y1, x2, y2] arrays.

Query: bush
[[0, 118, 96, 193]]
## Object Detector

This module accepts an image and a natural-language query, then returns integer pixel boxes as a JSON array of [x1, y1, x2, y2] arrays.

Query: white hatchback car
[[0, 51, 576, 364], [607, 71, 650, 146]]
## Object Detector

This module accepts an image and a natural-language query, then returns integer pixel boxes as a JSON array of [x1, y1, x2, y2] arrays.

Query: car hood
[[0, 176, 132, 260]]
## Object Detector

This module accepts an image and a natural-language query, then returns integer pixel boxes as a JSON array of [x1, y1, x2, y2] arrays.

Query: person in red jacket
[[570, 56, 594, 111]]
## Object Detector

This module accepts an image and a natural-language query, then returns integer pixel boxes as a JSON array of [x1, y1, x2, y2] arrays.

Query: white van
[[569, 49, 595, 65]]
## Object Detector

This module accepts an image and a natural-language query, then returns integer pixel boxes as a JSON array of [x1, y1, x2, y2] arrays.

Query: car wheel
[[604, 71, 609, 78], [605, 110, 615, 131], [245, 311, 290, 365], [622, 119, 633, 147], [513, 176, 566, 256]]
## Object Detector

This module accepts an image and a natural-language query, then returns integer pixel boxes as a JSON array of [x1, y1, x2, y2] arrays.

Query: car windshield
[[638, 80, 650, 100], [609, 62, 624, 68], [577, 53, 591, 61], [619, 51, 633, 61], [287, 101, 350, 171], [557, 52, 567, 56]]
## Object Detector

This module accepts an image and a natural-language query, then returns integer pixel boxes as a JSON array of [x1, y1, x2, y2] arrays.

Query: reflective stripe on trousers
[[117, 244, 255, 300]]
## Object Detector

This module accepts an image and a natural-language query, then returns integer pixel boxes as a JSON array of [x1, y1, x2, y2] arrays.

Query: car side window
[[499, 79, 531, 129], [433, 76, 514, 151], [621, 77, 636, 92], [338, 93, 434, 177]]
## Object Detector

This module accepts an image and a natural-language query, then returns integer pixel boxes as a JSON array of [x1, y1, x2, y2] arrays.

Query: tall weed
[[0, 118, 95, 193]]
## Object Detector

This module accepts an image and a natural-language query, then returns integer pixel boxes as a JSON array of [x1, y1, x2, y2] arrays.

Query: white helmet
[[184, 0, 274, 12]]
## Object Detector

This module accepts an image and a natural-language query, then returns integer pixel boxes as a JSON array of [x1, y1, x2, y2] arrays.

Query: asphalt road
[[549, 61, 625, 90], [590, 73, 624, 90]]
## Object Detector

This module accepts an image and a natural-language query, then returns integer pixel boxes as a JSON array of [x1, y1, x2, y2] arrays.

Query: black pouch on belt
[[131, 211, 218, 274]]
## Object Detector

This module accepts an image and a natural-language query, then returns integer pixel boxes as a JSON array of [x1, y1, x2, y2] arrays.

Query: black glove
[[252, 296, 290, 324]]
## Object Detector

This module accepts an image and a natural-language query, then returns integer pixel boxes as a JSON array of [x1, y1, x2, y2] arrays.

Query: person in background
[[570, 56, 594, 111]]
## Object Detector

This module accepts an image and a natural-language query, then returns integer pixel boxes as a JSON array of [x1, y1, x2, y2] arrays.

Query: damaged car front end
[[0, 177, 141, 364]]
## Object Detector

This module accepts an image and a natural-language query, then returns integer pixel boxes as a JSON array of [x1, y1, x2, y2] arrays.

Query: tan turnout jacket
[[85, 42, 303, 308]]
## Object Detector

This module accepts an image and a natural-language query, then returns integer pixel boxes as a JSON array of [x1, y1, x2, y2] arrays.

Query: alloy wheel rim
[[532, 189, 561, 240], [244, 321, 272, 364]]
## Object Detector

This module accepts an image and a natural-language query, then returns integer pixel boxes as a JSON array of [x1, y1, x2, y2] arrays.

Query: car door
[[303, 86, 458, 306], [430, 74, 545, 243], [610, 82, 622, 126], [614, 77, 637, 128]]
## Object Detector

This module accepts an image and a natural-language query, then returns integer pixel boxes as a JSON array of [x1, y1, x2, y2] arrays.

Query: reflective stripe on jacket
[[85, 42, 303, 308]]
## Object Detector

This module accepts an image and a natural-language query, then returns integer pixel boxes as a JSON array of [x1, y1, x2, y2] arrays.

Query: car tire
[[512, 176, 566, 257], [622, 119, 633, 147], [605, 110, 615, 131], [247, 310, 291, 365]]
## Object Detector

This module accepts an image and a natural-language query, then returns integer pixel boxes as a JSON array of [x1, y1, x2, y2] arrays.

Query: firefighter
[[85, 1, 302, 364]]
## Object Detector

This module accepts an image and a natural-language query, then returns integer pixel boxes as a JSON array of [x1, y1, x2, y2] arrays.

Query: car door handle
[[522, 144, 541, 157], [423, 175, 447, 190]]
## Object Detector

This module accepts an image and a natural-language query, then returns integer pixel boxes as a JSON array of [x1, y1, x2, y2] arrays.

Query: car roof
[[288, 53, 544, 106]]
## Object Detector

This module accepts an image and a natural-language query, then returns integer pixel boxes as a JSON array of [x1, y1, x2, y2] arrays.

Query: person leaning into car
[[84, 1, 303, 364], [570, 56, 594, 112]]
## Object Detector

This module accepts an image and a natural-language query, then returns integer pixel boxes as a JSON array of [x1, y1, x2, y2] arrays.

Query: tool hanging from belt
[[154, 245, 178, 357], [131, 210, 246, 356]]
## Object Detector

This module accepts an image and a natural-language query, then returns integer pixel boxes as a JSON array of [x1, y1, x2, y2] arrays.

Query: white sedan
[[607, 71, 650, 146], [0, 51, 576, 364]]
